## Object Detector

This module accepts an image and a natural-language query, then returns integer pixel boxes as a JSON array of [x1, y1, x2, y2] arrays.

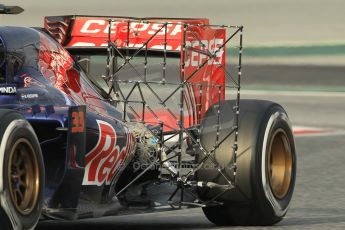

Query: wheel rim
[[267, 129, 292, 199], [8, 138, 39, 215]]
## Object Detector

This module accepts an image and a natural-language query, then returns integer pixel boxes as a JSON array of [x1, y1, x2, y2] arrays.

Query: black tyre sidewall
[[252, 105, 297, 222], [0, 111, 44, 230]]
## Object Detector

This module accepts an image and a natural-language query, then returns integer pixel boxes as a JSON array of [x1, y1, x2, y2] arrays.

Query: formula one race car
[[0, 13, 296, 230]]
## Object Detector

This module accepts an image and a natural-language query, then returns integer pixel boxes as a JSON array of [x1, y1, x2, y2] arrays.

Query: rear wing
[[44, 16, 243, 128], [44, 15, 212, 49]]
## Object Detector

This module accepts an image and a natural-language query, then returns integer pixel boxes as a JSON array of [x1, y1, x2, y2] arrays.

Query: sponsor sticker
[[82, 120, 136, 186], [0, 84, 17, 95], [20, 93, 39, 100]]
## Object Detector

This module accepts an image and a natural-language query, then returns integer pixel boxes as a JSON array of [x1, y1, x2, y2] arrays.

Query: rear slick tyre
[[198, 100, 296, 226], [0, 110, 44, 230]]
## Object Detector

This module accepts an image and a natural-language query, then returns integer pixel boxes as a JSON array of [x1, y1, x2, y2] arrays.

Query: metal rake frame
[[104, 18, 243, 207]]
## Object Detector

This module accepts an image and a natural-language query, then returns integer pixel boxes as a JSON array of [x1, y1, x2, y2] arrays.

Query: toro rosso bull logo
[[82, 120, 136, 186]]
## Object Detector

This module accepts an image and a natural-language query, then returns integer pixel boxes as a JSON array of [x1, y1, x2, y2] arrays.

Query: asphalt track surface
[[242, 64, 345, 92], [35, 90, 345, 230]]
